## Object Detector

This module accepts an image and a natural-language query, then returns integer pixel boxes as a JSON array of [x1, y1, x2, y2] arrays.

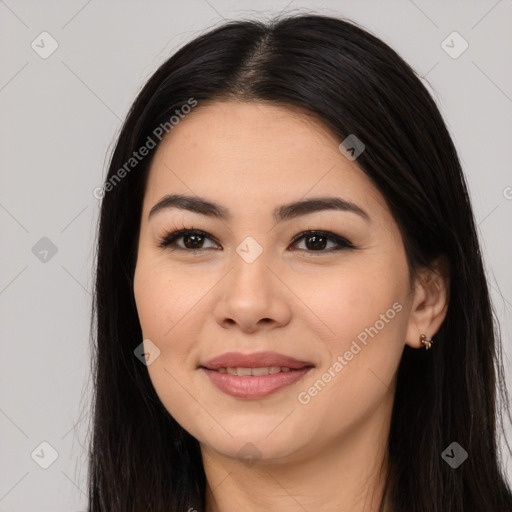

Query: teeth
[[217, 366, 294, 376], [252, 366, 273, 376]]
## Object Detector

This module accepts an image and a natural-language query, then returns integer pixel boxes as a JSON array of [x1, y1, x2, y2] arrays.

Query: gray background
[[1, 0, 511, 509]]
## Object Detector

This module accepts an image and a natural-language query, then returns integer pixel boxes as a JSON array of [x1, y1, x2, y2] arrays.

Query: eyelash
[[157, 227, 357, 254]]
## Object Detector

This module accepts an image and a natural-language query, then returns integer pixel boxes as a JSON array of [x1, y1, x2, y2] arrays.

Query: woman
[[88, 13, 512, 511]]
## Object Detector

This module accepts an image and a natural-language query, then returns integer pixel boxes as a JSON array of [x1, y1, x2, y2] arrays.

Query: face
[[133, 101, 417, 463]]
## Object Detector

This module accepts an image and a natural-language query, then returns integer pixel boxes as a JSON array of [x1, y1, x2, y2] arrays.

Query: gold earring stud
[[420, 333, 433, 350]]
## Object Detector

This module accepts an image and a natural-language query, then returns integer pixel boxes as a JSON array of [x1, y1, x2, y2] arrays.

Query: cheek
[[134, 257, 200, 339], [294, 258, 406, 348], [293, 269, 407, 438], [133, 259, 212, 436], [133, 255, 221, 380]]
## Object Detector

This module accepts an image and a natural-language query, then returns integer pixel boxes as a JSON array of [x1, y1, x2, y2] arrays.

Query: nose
[[213, 250, 292, 333]]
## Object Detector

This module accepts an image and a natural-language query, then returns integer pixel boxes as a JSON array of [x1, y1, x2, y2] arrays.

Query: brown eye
[[290, 230, 355, 252], [159, 229, 220, 251], [181, 233, 204, 249], [294, 233, 331, 251]]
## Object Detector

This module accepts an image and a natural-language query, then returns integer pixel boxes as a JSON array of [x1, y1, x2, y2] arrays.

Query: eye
[[158, 229, 220, 251], [289, 230, 356, 252], [158, 228, 356, 254]]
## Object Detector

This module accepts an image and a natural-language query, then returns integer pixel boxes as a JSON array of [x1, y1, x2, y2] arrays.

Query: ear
[[405, 255, 450, 349]]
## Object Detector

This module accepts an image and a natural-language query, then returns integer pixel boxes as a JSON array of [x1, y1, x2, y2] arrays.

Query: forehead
[[151, 100, 344, 166], [143, 101, 387, 221]]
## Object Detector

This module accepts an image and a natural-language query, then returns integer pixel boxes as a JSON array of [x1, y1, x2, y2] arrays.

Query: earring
[[420, 333, 433, 350]]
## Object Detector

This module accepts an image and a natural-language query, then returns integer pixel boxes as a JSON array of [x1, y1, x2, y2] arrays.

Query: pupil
[[306, 235, 326, 250], [185, 234, 203, 249]]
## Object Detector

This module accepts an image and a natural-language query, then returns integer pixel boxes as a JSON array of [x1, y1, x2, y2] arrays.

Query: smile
[[199, 350, 315, 399]]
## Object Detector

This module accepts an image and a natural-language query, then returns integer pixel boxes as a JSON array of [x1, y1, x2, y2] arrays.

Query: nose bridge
[[229, 235, 274, 299], [214, 234, 291, 331]]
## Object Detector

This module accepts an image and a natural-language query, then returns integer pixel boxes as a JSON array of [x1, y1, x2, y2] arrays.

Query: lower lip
[[201, 367, 313, 399]]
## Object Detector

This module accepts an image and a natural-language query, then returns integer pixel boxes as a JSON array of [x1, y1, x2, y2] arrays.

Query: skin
[[133, 101, 449, 512]]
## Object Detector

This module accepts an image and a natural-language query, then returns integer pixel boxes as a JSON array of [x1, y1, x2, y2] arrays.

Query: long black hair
[[87, 13, 512, 511]]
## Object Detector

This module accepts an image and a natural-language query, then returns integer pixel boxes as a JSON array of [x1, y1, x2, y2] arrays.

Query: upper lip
[[200, 351, 314, 370]]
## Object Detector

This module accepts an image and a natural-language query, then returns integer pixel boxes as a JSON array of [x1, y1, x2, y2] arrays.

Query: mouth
[[200, 350, 314, 371], [199, 351, 315, 399], [202, 366, 311, 376]]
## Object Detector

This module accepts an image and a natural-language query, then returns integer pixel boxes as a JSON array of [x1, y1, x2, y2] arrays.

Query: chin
[[194, 423, 307, 465]]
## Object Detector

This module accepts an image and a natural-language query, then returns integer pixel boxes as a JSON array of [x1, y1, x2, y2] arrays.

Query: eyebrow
[[148, 193, 371, 223]]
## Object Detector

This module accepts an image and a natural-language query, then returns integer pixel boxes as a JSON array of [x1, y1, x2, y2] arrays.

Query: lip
[[200, 351, 314, 370], [199, 351, 314, 399]]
